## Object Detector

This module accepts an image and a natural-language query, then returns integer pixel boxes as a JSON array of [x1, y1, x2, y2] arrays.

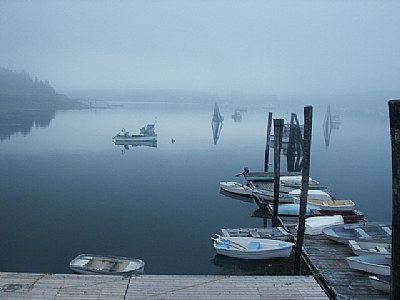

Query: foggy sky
[[1, 0, 399, 95]]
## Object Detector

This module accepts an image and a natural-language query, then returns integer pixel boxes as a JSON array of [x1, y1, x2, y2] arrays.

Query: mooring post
[[388, 100, 400, 299], [294, 106, 312, 275], [264, 112, 273, 172], [273, 119, 284, 224]]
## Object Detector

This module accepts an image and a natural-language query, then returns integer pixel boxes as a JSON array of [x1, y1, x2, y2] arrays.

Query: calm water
[[0, 101, 392, 275]]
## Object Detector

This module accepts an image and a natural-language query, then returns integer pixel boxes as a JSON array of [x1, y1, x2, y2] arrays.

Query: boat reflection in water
[[219, 189, 254, 204], [213, 253, 310, 275], [113, 140, 157, 152], [212, 103, 223, 145]]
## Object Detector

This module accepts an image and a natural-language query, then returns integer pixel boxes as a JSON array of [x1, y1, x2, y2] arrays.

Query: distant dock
[[0, 272, 328, 299]]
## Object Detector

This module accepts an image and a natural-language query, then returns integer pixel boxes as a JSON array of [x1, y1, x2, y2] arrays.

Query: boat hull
[[113, 135, 157, 142], [346, 255, 391, 275], [369, 275, 390, 293], [213, 237, 294, 260], [70, 254, 145, 276], [219, 182, 253, 196]]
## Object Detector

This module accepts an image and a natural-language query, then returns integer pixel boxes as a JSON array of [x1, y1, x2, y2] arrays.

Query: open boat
[[348, 240, 392, 256], [369, 275, 390, 293], [346, 254, 391, 275], [219, 182, 253, 196], [323, 222, 392, 244], [289, 189, 332, 200], [70, 254, 145, 275], [211, 235, 294, 260], [112, 124, 156, 142], [295, 199, 355, 211], [311, 209, 364, 223]]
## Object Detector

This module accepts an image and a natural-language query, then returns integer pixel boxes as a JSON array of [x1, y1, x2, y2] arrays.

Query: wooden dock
[[0, 272, 328, 299], [265, 204, 390, 300]]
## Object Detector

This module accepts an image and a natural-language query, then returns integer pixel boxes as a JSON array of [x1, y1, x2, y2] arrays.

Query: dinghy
[[219, 182, 253, 196], [323, 222, 392, 244], [70, 254, 145, 275], [311, 209, 364, 223], [289, 189, 332, 201], [301, 215, 344, 235], [211, 235, 294, 260], [348, 240, 392, 256], [369, 275, 390, 293], [299, 199, 356, 211], [346, 254, 391, 275]]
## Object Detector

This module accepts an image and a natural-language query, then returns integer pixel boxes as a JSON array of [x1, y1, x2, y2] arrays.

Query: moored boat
[[211, 235, 294, 260], [252, 188, 295, 204], [219, 181, 253, 196], [289, 189, 332, 200], [346, 254, 391, 275], [349, 240, 392, 256], [70, 254, 145, 276], [311, 209, 364, 223], [112, 124, 157, 142], [302, 215, 344, 235], [323, 222, 392, 244], [296, 199, 355, 211]]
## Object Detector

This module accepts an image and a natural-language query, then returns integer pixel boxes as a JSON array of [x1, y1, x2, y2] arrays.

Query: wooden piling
[[294, 106, 313, 275], [273, 119, 284, 223], [388, 100, 400, 299], [264, 112, 273, 172]]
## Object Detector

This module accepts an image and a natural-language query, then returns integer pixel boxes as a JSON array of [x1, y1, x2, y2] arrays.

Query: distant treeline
[[0, 67, 80, 110]]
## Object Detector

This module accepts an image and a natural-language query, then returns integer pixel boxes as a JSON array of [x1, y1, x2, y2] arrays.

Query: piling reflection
[[212, 103, 223, 144], [323, 105, 341, 148]]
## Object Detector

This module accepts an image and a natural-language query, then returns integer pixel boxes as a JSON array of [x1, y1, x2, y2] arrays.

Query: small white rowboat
[[219, 182, 253, 196]]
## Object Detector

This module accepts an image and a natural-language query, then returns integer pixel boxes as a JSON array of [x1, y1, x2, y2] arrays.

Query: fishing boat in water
[[112, 124, 157, 142], [70, 254, 145, 275]]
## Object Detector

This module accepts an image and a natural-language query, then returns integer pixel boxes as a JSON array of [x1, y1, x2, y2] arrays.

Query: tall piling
[[273, 119, 284, 223], [294, 106, 313, 275], [388, 100, 400, 299], [264, 112, 273, 172]]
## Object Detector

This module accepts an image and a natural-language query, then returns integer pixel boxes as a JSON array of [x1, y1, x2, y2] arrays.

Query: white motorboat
[[369, 275, 390, 293], [70, 254, 145, 275], [348, 240, 392, 256], [323, 222, 392, 244], [219, 182, 253, 196], [346, 254, 391, 275], [112, 124, 157, 142], [211, 235, 294, 260]]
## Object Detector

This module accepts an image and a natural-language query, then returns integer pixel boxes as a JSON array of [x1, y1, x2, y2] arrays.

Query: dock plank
[[0, 273, 328, 300]]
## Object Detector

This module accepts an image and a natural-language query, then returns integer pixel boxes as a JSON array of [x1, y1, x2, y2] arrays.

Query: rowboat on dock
[[311, 209, 364, 223], [369, 275, 390, 293], [322, 222, 392, 244], [276, 203, 319, 217], [296, 199, 355, 211], [219, 181, 253, 196], [289, 189, 332, 200], [346, 254, 391, 275], [220, 227, 290, 240], [348, 240, 392, 256], [303, 215, 344, 235], [70, 254, 145, 276], [279, 184, 330, 194], [211, 235, 294, 260]]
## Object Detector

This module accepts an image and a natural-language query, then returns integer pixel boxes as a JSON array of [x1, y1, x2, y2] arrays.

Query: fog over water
[[1, 0, 399, 97]]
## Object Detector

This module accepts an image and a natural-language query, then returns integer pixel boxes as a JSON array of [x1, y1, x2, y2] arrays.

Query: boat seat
[[376, 245, 390, 254], [248, 241, 260, 250], [354, 228, 370, 239], [101, 261, 117, 272], [381, 226, 392, 235], [249, 230, 261, 238]]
